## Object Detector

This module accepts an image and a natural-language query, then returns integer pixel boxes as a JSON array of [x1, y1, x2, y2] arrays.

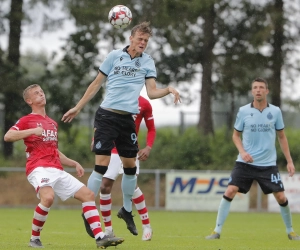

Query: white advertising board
[[165, 172, 249, 212], [268, 174, 300, 212]]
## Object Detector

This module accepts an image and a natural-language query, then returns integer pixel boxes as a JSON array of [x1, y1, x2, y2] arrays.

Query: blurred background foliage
[[2, 126, 300, 172], [1, 0, 300, 169]]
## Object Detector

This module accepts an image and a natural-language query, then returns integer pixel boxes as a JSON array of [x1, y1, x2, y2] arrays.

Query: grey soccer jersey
[[99, 46, 157, 114], [234, 102, 284, 166]]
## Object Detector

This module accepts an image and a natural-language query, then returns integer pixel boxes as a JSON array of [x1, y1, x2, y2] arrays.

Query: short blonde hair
[[131, 21, 152, 37], [23, 84, 41, 102]]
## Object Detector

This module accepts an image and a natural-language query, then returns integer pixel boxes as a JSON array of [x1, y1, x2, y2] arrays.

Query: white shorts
[[27, 167, 85, 201], [103, 154, 140, 180]]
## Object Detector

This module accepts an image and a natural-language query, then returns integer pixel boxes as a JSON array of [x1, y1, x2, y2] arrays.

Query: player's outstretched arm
[[4, 126, 43, 142], [61, 72, 106, 123], [145, 78, 181, 104]]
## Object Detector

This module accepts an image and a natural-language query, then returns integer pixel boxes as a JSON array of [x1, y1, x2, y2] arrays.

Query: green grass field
[[0, 208, 300, 249]]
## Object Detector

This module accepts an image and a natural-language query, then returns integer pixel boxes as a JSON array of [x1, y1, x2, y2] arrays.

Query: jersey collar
[[251, 101, 269, 107], [123, 45, 143, 58]]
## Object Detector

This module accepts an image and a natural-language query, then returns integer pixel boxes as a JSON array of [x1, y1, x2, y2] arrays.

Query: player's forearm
[[147, 87, 171, 100], [75, 81, 103, 110], [232, 134, 246, 155], [146, 130, 156, 148], [278, 137, 293, 164], [58, 151, 78, 167], [4, 129, 35, 142]]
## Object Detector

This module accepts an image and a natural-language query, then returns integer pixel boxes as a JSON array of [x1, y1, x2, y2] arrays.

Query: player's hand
[[33, 124, 44, 136], [287, 162, 295, 177], [168, 87, 181, 104], [61, 107, 80, 123], [241, 151, 253, 163], [75, 163, 85, 177], [137, 146, 151, 161]]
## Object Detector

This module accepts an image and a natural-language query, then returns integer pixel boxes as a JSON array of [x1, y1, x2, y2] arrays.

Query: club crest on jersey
[[95, 141, 102, 149], [51, 123, 57, 130], [120, 57, 123, 61], [135, 59, 141, 68], [267, 112, 273, 120], [41, 178, 50, 183]]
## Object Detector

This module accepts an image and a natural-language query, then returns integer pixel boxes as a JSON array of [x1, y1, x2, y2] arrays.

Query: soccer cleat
[[142, 225, 153, 241], [96, 235, 124, 249], [28, 239, 44, 248], [81, 212, 94, 238], [288, 232, 300, 240], [117, 207, 138, 235], [205, 231, 220, 240], [105, 229, 115, 237]]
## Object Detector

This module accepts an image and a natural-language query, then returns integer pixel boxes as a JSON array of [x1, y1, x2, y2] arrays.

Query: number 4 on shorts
[[271, 173, 281, 184]]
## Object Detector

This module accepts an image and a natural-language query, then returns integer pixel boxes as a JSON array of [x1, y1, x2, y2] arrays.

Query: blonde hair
[[23, 84, 41, 102], [131, 21, 152, 37]]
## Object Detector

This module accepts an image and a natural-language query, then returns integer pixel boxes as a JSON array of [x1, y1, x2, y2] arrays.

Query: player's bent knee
[[40, 195, 55, 207], [75, 186, 95, 202], [100, 185, 112, 194], [224, 186, 238, 198], [123, 166, 137, 175], [94, 165, 108, 175]]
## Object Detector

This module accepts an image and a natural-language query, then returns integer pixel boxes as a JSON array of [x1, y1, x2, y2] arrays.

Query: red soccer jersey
[[11, 114, 63, 176], [111, 96, 156, 154]]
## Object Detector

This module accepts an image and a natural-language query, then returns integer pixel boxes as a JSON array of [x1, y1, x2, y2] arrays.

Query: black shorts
[[93, 107, 138, 158], [228, 161, 285, 194]]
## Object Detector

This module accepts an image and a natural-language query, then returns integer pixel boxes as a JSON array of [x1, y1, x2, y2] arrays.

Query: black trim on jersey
[[145, 76, 157, 80], [99, 69, 108, 77], [250, 101, 269, 108], [123, 45, 143, 58], [234, 128, 243, 132]]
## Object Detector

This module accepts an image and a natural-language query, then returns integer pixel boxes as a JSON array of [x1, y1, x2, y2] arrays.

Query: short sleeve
[[275, 108, 284, 130], [99, 50, 117, 76], [11, 117, 27, 131], [145, 57, 157, 79], [234, 108, 244, 132]]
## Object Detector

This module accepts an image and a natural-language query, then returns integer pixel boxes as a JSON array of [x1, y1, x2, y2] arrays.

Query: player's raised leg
[[76, 186, 124, 248], [82, 165, 107, 238]]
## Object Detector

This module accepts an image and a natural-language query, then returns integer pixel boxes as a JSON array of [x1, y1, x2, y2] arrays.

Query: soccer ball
[[108, 5, 132, 29]]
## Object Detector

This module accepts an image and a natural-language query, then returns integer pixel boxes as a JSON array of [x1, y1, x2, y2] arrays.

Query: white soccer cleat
[[205, 231, 220, 240], [142, 225, 153, 241]]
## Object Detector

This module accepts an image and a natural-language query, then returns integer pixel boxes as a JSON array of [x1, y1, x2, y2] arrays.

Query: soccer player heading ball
[[62, 21, 181, 238]]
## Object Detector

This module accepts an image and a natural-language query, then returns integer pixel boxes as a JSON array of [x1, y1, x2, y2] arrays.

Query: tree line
[[1, 0, 300, 158]]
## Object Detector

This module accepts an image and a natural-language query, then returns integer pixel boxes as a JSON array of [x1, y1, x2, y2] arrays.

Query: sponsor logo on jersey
[[135, 59, 141, 67], [42, 129, 58, 142]]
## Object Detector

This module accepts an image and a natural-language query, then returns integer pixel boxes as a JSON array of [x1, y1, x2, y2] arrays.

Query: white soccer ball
[[108, 5, 132, 29]]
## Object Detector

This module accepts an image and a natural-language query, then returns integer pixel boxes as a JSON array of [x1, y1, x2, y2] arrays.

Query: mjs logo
[[170, 176, 229, 194]]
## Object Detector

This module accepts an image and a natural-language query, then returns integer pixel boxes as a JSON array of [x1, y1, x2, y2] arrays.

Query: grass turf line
[[0, 208, 300, 249]]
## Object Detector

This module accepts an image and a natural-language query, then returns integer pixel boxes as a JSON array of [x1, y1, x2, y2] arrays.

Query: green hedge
[[139, 126, 300, 171], [2, 126, 300, 171]]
